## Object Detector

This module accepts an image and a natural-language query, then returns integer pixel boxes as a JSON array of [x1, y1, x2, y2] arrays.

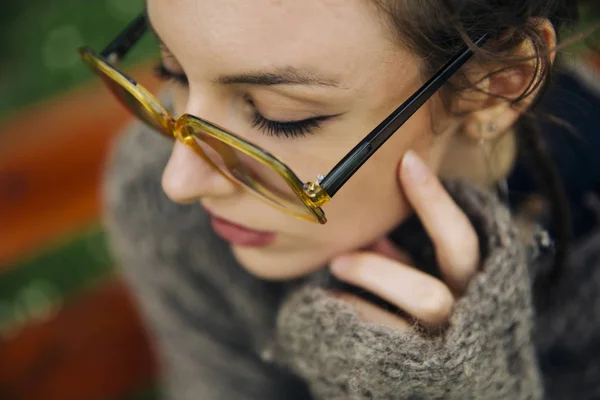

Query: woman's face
[[150, 0, 455, 280]]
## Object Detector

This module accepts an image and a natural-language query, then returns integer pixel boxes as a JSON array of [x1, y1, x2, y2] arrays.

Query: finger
[[328, 291, 412, 332], [363, 237, 414, 265], [331, 253, 455, 327], [399, 150, 480, 293]]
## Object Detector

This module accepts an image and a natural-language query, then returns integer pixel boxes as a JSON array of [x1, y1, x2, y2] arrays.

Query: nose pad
[[161, 140, 238, 204]]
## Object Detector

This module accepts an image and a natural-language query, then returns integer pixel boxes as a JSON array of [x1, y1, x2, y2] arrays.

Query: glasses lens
[[83, 51, 172, 137], [182, 125, 315, 219], [81, 51, 323, 221]]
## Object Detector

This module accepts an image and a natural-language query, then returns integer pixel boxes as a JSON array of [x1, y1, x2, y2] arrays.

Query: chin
[[231, 245, 325, 281]]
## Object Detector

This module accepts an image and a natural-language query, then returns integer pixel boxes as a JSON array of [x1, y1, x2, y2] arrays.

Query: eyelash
[[250, 111, 325, 138], [155, 62, 327, 138], [154, 62, 189, 85]]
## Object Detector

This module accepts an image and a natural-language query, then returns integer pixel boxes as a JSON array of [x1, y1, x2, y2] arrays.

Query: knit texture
[[104, 117, 600, 399], [534, 227, 600, 399], [103, 123, 312, 400], [275, 181, 542, 399]]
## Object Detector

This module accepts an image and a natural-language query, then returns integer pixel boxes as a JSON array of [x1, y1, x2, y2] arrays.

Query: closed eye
[[154, 62, 189, 86], [245, 96, 334, 138], [251, 111, 329, 138], [155, 63, 336, 138]]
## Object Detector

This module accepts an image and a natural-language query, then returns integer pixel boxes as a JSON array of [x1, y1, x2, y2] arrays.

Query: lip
[[204, 208, 277, 247]]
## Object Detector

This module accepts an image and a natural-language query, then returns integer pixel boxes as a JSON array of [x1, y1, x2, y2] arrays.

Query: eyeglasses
[[79, 14, 487, 224]]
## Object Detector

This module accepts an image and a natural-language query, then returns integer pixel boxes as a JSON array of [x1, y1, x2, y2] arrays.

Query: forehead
[[147, 0, 410, 85]]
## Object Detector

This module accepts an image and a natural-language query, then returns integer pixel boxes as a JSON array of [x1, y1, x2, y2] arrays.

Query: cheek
[[309, 109, 437, 250], [170, 86, 189, 116], [314, 158, 408, 253], [324, 193, 408, 254]]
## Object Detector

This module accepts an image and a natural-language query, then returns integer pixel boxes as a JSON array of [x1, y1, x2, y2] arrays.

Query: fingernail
[[330, 256, 351, 275], [402, 150, 430, 184]]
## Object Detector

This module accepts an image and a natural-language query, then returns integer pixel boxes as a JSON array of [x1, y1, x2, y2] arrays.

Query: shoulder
[[534, 226, 600, 398]]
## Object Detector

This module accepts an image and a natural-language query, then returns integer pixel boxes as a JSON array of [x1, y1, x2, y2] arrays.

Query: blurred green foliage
[[0, 229, 113, 335], [564, 2, 600, 53], [0, 0, 159, 120], [116, 384, 162, 400]]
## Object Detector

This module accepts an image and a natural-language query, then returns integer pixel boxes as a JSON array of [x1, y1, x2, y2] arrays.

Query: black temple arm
[[101, 14, 148, 62], [320, 35, 489, 197]]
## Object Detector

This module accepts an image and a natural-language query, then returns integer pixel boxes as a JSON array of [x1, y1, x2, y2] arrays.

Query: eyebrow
[[214, 67, 340, 87], [145, 12, 340, 89]]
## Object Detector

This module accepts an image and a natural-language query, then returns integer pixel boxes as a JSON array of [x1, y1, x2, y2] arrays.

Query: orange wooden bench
[[0, 65, 163, 264], [0, 65, 163, 400]]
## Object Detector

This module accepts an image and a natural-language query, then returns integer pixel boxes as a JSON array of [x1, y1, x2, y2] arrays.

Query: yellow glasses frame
[[79, 48, 330, 223], [79, 14, 486, 225]]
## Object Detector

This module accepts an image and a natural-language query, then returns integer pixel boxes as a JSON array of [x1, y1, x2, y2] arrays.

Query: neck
[[438, 128, 517, 188]]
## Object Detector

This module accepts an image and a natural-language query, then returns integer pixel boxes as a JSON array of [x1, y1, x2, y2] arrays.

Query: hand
[[277, 163, 537, 399], [329, 150, 480, 331]]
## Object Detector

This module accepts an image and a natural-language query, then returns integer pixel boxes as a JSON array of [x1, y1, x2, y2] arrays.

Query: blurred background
[[0, 1, 162, 399], [0, 2, 599, 400]]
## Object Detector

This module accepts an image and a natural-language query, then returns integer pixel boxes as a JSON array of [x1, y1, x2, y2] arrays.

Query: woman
[[84, 0, 600, 398]]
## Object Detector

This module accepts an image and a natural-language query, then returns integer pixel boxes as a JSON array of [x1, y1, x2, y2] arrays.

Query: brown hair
[[374, 0, 599, 304]]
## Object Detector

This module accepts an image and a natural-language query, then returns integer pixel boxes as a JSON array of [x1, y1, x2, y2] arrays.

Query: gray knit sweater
[[104, 120, 600, 400]]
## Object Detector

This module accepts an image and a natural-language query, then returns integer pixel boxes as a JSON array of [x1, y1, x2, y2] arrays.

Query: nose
[[161, 140, 238, 204]]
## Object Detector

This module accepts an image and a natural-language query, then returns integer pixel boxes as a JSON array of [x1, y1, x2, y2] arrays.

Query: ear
[[461, 18, 557, 141], [438, 19, 556, 186]]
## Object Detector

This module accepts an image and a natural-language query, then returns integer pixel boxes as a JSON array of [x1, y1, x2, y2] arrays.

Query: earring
[[487, 122, 498, 134], [474, 121, 499, 144], [496, 176, 510, 206], [478, 123, 510, 206], [477, 122, 487, 146]]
